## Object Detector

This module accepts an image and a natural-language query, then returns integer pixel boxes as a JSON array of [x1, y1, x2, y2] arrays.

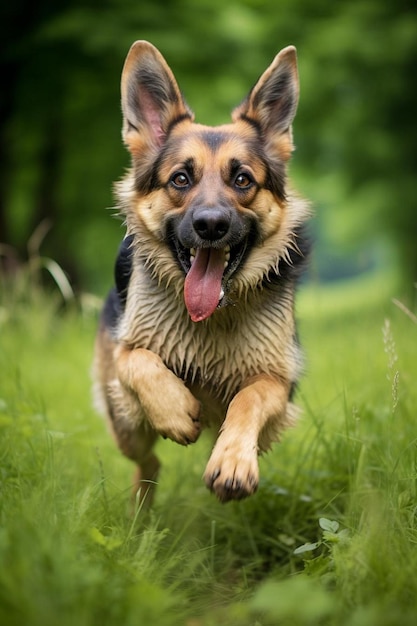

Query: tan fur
[[93, 41, 310, 504]]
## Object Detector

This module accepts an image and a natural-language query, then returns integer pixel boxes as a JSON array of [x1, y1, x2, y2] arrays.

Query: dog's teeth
[[224, 246, 230, 267], [219, 288, 225, 300], [190, 254, 195, 265]]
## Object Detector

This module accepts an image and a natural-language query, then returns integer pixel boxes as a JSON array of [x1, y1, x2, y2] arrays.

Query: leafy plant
[[293, 518, 350, 579]]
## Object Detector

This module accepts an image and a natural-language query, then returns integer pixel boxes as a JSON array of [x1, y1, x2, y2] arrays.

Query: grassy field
[[0, 272, 416, 626]]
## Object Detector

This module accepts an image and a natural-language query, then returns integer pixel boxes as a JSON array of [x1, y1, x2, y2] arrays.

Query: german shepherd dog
[[93, 41, 310, 504]]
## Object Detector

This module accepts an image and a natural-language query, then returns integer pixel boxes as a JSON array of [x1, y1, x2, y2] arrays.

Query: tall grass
[[0, 273, 416, 625]]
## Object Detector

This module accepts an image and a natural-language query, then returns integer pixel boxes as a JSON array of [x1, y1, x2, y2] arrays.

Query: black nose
[[192, 208, 231, 241]]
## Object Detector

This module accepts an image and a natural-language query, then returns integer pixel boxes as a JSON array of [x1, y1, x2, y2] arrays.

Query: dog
[[93, 40, 310, 504]]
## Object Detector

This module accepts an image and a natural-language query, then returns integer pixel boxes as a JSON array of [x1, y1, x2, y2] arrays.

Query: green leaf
[[293, 541, 321, 555], [319, 518, 339, 533]]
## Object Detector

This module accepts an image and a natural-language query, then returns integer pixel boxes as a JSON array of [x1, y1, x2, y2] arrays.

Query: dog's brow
[[229, 158, 242, 178], [183, 157, 195, 176]]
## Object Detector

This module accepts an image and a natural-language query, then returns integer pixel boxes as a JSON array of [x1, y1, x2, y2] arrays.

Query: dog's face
[[118, 41, 301, 322]]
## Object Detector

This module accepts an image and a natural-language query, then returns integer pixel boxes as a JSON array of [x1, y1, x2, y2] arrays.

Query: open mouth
[[173, 240, 248, 322]]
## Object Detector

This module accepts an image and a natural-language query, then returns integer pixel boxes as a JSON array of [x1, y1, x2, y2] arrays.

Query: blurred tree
[[294, 0, 417, 287], [0, 1, 73, 264], [0, 0, 416, 291]]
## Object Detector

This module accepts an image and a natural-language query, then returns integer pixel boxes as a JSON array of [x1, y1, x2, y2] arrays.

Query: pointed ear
[[232, 46, 299, 150], [121, 41, 193, 155]]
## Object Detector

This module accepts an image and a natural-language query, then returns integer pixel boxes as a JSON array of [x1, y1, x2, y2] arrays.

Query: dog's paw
[[203, 441, 259, 502], [116, 346, 201, 447], [152, 381, 201, 446]]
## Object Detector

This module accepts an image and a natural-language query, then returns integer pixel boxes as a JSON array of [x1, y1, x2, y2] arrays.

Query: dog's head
[[118, 41, 306, 322]]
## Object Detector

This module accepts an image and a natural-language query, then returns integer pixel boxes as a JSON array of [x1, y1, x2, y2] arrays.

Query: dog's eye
[[234, 173, 253, 189], [170, 172, 190, 189]]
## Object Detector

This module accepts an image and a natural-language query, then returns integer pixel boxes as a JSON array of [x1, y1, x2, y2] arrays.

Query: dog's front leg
[[116, 345, 201, 445], [203, 374, 289, 502]]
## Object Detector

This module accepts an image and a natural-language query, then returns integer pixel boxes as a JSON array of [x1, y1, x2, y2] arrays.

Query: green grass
[[1, 272, 417, 626]]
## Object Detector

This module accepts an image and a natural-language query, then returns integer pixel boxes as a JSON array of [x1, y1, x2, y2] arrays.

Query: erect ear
[[232, 46, 299, 154], [121, 41, 193, 156]]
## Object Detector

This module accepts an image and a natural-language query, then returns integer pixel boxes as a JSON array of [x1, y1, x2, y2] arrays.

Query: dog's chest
[[117, 270, 301, 403]]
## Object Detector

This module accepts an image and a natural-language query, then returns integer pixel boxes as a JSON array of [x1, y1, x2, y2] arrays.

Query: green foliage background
[[1, 0, 416, 292]]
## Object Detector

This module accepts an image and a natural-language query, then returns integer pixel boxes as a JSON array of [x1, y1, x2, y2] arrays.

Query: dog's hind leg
[[94, 324, 161, 505], [107, 393, 161, 506]]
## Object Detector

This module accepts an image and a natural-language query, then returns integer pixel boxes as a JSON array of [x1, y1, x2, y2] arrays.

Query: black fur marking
[[239, 113, 263, 134], [115, 235, 134, 306], [265, 223, 311, 285], [100, 287, 122, 330], [182, 157, 195, 181], [165, 112, 192, 135], [146, 157, 163, 193], [264, 160, 286, 201], [99, 235, 134, 330], [100, 235, 134, 331], [197, 130, 229, 152]]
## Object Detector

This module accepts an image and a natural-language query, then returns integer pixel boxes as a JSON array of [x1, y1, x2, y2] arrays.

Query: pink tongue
[[184, 248, 225, 322]]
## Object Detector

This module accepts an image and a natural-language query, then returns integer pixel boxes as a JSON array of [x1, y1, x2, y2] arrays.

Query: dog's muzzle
[[167, 206, 256, 322]]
